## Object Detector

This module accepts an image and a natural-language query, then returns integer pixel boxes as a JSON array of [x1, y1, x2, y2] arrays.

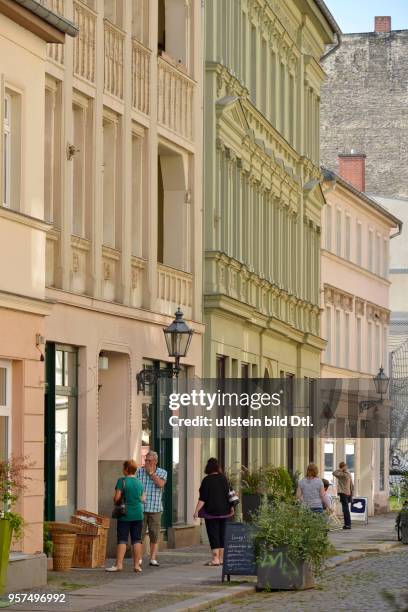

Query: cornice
[[0, 289, 54, 316], [0, 206, 52, 233], [322, 249, 391, 287]]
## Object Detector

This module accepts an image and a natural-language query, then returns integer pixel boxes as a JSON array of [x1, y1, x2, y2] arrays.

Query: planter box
[[0, 519, 12, 594], [242, 493, 262, 523], [257, 546, 315, 591]]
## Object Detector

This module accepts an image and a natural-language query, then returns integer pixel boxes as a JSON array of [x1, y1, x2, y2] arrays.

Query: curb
[[153, 585, 255, 612], [154, 543, 405, 612]]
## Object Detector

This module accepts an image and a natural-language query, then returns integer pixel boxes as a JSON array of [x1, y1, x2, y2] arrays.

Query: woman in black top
[[193, 457, 233, 566]]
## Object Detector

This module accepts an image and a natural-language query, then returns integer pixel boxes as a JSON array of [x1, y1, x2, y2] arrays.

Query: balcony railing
[[104, 20, 124, 98], [157, 264, 192, 318], [131, 39, 151, 115], [41, 0, 65, 64], [73, 0, 96, 83], [157, 56, 195, 141]]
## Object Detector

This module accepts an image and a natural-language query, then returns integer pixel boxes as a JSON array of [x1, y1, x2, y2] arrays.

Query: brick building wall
[[320, 26, 408, 198]]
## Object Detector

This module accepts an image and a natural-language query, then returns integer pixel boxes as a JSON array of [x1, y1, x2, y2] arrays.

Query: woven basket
[[70, 515, 102, 536], [75, 510, 110, 529], [48, 522, 80, 535], [52, 533, 77, 571], [72, 534, 100, 568]]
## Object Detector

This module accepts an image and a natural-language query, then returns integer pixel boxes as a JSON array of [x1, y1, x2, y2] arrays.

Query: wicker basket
[[48, 522, 80, 535], [75, 509, 110, 529], [72, 534, 100, 568], [70, 515, 102, 536], [52, 533, 77, 571]]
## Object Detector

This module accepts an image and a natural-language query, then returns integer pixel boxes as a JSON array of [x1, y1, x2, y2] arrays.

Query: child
[[322, 478, 333, 512]]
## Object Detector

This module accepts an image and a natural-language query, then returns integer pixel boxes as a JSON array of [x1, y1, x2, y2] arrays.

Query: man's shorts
[[117, 520, 143, 545], [142, 512, 161, 544]]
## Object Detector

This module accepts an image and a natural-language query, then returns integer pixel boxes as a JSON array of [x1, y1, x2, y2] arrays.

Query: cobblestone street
[[212, 549, 408, 612]]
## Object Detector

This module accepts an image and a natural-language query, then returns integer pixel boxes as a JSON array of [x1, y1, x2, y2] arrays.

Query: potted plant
[[253, 500, 331, 590], [0, 456, 31, 594], [241, 465, 295, 522]]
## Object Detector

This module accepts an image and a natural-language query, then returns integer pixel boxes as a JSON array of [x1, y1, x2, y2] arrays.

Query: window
[[324, 440, 334, 483], [2, 90, 21, 210], [325, 205, 332, 250], [383, 238, 388, 278], [325, 307, 332, 363], [44, 81, 62, 224], [345, 215, 351, 260], [102, 113, 120, 248], [375, 325, 381, 371], [131, 131, 143, 256], [3, 93, 11, 207], [72, 100, 93, 237], [0, 362, 11, 461], [345, 442, 355, 481], [335, 309, 341, 367], [368, 229, 374, 272], [376, 234, 381, 275], [336, 209, 342, 256], [356, 221, 362, 265], [251, 26, 257, 103], [104, 0, 123, 27], [356, 317, 362, 371], [344, 312, 350, 369], [367, 322, 373, 373]]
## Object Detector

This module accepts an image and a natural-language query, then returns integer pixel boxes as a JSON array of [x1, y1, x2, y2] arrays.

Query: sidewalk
[[4, 513, 403, 612]]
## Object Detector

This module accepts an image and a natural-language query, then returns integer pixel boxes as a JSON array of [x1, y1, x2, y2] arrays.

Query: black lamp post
[[359, 366, 390, 413], [136, 308, 193, 394]]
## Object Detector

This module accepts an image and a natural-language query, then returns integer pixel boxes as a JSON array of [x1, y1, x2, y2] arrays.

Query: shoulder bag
[[112, 477, 127, 519]]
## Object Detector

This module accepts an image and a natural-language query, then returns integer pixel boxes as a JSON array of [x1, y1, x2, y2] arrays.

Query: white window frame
[[0, 360, 12, 458], [3, 92, 11, 208]]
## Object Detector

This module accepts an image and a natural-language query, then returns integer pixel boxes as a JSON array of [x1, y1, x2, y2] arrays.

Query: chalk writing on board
[[222, 522, 256, 582]]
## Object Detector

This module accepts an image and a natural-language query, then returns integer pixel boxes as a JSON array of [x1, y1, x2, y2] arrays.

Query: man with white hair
[[137, 450, 167, 566]]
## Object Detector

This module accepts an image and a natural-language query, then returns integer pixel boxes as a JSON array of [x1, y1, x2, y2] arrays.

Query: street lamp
[[359, 366, 390, 413], [136, 308, 193, 394]]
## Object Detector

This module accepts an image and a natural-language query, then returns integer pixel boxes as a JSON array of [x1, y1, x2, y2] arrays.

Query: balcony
[[157, 264, 192, 319], [131, 39, 151, 115], [41, 0, 65, 64], [104, 20, 124, 99], [73, 0, 96, 83], [157, 56, 195, 142]]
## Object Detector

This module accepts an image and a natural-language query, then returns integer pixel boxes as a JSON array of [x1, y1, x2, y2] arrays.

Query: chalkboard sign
[[222, 522, 257, 582]]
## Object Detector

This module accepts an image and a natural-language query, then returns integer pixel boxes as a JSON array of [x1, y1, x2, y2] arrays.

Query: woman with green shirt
[[106, 459, 145, 573]]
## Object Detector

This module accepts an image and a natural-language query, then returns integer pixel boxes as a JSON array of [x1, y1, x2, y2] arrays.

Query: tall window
[[345, 215, 351, 260], [344, 312, 350, 369], [356, 221, 362, 266], [216, 356, 226, 469], [0, 362, 11, 461], [325, 205, 332, 250], [3, 93, 11, 207], [367, 322, 373, 373], [324, 440, 334, 483], [336, 209, 342, 256], [335, 309, 341, 367], [102, 114, 119, 248], [250, 26, 257, 103], [376, 324, 381, 371], [356, 317, 362, 371], [368, 229, 374, 272], [325, 307, 332, 363], [383, 238, 388, 278], [376, 234, 381, 275], [345, 441, 355, 482]]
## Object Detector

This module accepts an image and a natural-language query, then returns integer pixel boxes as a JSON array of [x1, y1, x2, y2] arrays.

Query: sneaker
[[149, 559, 159, 566]]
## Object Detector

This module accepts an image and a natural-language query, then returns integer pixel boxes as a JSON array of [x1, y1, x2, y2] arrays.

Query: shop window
[[324, 440, 334, 483], [45, 344, 78, 522], [0, 362, 11, 461], [345, 441, 355, 481]]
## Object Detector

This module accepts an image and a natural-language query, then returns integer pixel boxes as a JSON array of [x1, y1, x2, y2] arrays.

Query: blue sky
[[326, 0, 408, 33]]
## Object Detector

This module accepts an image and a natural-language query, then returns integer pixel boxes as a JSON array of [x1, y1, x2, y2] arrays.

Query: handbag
[[112, 477, 127, 519], [228, 487, 239, 508]]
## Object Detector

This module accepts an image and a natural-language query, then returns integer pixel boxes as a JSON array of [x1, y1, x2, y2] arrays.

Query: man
[[137, 450, 167, 566], [333, 461, 354, 530]]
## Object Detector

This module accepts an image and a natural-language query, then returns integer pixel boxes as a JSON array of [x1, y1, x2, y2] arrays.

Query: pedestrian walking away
[[137, 450, 167, 566], [106, 459, 145, 573], [194, 457, 234, 567], [296, 463, 327, 513], [333, 461, 354, 529]]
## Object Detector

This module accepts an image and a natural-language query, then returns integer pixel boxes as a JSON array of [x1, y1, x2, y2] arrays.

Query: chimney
[[338, 151, 366, 192], [375, 16, 391, 33]]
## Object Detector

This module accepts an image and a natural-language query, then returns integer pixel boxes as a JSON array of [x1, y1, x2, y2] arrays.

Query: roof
[[7, 0, 78, 37], [314, 0, 342, 39], [321, 166, 403, 229]]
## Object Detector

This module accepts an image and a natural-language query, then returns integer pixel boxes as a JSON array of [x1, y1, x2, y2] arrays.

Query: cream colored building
[[320, 155, 401, 514], [203, 0, 339, 474], [38, 0, 203, 548], [0, 0, 76, 589]]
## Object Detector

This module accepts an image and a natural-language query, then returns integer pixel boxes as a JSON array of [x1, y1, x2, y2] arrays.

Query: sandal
[[204, 561, 221, 566], [134, 567, 143, 573], [105, 566, 122, 572]]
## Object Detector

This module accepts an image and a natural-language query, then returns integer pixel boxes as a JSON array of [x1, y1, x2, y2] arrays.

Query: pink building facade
[[320, 155, 401, 515]]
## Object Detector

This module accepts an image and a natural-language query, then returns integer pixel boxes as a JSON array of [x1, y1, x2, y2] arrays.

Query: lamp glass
[[374, 367, 390, 396], [163, 308, 193, 358]]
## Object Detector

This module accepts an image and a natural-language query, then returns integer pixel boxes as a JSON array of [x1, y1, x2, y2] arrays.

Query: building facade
[[40, 0, 203, 547], [203, 0, 338, 474], [320, 156, 401, 514], [0, 0, 76, 588], [320, 16, 408, 199]]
